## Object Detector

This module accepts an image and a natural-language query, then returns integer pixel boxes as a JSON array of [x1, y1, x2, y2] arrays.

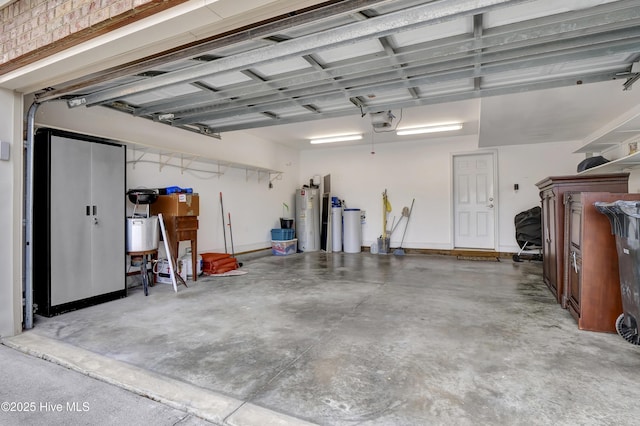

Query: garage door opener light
[[309, 134, 363, 144], [396, 123, 462, 136]]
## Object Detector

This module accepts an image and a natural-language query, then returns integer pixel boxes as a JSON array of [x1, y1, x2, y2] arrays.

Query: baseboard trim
[[241, 246, 517, 259], [362, 247, 515, 259]]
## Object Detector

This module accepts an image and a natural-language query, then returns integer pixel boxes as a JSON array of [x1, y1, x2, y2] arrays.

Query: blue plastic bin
[[271, 228, 295, 240]]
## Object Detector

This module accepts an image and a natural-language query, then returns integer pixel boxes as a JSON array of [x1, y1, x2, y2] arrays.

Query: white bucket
[[153, 259, 173, 284], [179, 248, 202, 278]]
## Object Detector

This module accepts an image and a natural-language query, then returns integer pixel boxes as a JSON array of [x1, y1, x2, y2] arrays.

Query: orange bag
[[201, 252, 238, 274]]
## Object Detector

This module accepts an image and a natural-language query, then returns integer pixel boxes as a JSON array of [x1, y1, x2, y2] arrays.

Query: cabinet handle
[[572, 251, 578, 273]]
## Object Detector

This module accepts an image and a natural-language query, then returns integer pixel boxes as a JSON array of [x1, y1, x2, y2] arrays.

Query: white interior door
[[453, 153, 496, 249]]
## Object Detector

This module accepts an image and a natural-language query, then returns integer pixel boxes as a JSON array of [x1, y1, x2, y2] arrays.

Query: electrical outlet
[[360, 210, 366, 224]]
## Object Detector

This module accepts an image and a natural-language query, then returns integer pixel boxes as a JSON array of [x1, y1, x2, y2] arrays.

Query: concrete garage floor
[[5, 252, 640, 425]]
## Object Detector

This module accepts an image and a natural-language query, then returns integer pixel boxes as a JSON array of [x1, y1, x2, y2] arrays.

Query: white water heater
[[343, 208, 362, 253], [296, 187, 320, 252]]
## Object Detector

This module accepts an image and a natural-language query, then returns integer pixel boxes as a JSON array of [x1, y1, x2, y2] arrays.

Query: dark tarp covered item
[[577, 155, 609, 173], [513, 206, 543, 262], [515, 206, 542, 248]]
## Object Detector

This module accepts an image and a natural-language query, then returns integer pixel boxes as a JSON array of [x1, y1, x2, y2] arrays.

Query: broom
[[394, 198, 414, 256], [381, 189, 392, 254]]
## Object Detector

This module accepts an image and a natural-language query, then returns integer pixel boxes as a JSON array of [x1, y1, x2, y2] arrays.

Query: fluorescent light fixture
[[396, 123, 463, 136], [309, 134, 363, 144]]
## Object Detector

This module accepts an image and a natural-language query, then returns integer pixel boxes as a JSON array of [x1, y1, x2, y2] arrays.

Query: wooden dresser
[[164, 215, 199, 282], [563, 192, 640, 332], [535, 173, 629, 304]]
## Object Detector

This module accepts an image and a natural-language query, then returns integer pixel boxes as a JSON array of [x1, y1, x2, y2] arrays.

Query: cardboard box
[[151, 194, 199, 217]]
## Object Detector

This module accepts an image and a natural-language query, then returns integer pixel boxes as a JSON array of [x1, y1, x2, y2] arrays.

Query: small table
[[127, 249, 158, 296]]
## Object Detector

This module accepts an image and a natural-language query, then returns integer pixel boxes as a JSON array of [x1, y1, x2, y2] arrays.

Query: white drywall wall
[[127, 158, 299, 255], [628, 170, 640, 193], [300, 135, 585, 252], [496, 140, 587, 251], [0, 88, 23, 337], [34, 101, 289, 172]]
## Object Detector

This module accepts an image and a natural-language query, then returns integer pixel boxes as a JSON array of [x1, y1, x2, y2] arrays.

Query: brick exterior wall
[[0, 0, 188, 75]]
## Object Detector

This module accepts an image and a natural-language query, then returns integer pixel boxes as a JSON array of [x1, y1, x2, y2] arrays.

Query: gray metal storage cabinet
[[33, 128, 126, 317]]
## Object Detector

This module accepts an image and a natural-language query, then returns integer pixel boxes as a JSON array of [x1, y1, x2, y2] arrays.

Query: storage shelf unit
[[126, 144, 283, 184], [577, 151, 640, 175], [575, 104, 640, 175]]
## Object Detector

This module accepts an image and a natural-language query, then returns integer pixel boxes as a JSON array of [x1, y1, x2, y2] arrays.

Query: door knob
[[487, 204, 494, 208]]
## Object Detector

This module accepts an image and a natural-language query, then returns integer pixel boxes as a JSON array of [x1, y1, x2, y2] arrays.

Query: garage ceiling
[[34, 0, 640, 149]]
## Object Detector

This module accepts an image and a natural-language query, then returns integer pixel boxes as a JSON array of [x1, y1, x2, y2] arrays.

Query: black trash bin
[[595, 200, 640, 345]]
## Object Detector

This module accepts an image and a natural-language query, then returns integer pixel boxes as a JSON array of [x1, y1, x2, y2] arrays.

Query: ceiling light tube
[[309, 134, 362, 144], [396, 123, 462, 136]]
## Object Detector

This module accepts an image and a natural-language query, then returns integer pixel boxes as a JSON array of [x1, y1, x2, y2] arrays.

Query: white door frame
[[450, 150, 499, 250]]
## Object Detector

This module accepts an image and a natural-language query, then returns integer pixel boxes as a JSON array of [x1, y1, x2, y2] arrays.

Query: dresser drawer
[[173, 216, 198, 231]]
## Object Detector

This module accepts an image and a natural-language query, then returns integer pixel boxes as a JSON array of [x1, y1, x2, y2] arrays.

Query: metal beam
[[163, 36, 640, 125], [67, 0, 532, 108], [473, 14, 483, 92], [35, 0, 400, 102], [128, 11, 640, 118], [205, 71, 624, 133]]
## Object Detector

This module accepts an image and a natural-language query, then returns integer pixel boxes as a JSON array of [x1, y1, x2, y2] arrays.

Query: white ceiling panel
[[415, 79, 475, 96], [390, 16, 472, 47], [483, 0, 620, 28], [275, 106, 315, 118], [479, 80, 640, 147], [314, 39, 385, 64], [122, 84, 204, 105], [251, 57, 313, 76], [276, 14, 356, 38], [201, 38, 273, 57], [198, 72, 253, 88]]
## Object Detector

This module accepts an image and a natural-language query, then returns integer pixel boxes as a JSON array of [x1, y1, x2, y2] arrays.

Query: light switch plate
[[0, 141, 9, 161]]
